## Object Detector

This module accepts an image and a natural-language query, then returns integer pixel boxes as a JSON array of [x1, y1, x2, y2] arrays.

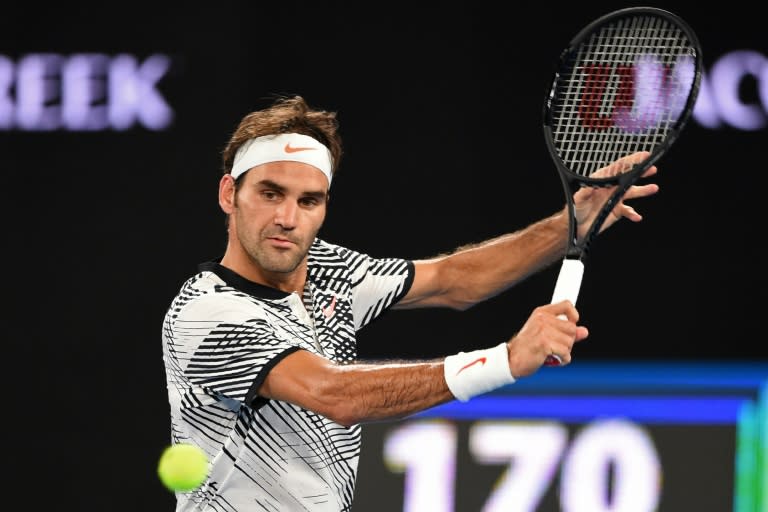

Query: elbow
[[447, 298, 476, 311], [325, 407, 358, 429], [436, 292, 477, 311], [263, 350, 364, 427], [431, 264, 480, 311]]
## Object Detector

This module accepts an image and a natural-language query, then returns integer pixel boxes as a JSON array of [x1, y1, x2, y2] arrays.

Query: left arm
[[395, 210, 569, 311], [397, 153, 660, 311]]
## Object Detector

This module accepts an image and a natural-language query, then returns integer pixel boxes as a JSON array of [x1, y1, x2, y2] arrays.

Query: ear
[[219, 174, 236, 214]]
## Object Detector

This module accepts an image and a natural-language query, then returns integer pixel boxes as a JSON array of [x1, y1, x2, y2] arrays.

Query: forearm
[[417, 210, 569, 309], [312, 360, 454, 427], [261, 345, 519, 427], [260, 350, 456, 426]]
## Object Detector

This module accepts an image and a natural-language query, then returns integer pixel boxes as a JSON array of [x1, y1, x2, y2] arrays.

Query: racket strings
[[551, 14, 698, 178]]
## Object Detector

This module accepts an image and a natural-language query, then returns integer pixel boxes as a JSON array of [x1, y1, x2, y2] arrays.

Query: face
[[222, 161, 328, 277]]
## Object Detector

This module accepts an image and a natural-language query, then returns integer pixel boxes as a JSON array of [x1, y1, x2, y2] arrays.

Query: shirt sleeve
[[172, 293, 299, 406], [335, 245, 415, 331]]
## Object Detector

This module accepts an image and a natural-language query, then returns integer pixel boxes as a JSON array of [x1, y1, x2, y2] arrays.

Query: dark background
[[2, 1, 765, 509]]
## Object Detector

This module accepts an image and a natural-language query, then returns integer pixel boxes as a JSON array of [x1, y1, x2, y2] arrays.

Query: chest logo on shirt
[[323, 295, 337, 318]]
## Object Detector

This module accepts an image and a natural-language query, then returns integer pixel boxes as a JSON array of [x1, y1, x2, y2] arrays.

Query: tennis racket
[[543, 7, 702, 365]]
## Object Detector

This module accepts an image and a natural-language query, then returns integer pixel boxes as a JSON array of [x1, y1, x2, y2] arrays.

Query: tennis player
[[161, 94, 658, 511]]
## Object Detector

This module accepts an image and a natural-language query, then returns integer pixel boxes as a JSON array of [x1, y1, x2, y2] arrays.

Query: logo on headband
[[284, 143, 316, 153]]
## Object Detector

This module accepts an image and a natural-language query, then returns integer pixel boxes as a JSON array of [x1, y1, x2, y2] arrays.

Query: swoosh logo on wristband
[[456, 357, 487, 375], [284, 143, 317, 153]]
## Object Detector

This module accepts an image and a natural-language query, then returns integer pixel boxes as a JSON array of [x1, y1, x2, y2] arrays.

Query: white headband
[[230, 133, 333, 187]]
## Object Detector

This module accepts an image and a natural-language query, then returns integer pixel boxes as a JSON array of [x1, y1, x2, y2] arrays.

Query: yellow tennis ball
[[157, 443, 209, 492]]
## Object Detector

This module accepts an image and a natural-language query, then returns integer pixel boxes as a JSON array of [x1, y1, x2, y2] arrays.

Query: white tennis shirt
[[162, 238, 414, 511]]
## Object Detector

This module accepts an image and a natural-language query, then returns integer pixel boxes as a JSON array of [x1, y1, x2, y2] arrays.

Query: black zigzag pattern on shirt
[[162, 239, 412, 511]]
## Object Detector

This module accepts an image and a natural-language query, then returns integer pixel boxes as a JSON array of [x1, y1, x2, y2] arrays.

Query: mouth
[[266, 236, 296, 249]]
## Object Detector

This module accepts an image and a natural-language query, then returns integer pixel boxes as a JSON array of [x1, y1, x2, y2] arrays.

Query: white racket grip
[[546, 259, 584, 366], [551, 259, 584, 307]]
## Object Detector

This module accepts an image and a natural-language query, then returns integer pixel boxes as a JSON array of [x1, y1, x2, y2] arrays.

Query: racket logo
[[577, 55, 696, 132], [456, 357, 487, 375]]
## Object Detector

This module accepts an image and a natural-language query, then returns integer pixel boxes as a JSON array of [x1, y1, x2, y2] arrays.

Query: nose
[[274, 200, 298, 229]]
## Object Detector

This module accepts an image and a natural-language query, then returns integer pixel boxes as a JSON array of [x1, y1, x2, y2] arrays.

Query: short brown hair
[[221, 94, 343, 179]]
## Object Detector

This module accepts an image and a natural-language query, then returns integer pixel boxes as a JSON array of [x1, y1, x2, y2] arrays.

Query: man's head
[[217, 95, 342, 285]]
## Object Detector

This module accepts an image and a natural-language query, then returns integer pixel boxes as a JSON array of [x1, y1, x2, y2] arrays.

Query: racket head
[[543, 7, 702, 186], [542, 7, 702, 256]]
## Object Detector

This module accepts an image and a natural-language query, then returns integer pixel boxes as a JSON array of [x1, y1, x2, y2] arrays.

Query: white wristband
[[443, 342, 515, 402]]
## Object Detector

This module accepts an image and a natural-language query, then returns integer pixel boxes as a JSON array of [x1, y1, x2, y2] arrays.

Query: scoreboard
[[354, 362, 767, 512]]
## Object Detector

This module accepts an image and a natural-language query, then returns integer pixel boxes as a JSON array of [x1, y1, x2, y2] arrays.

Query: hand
[[506, 300, 589, 378], [573, 151, 660, 238]]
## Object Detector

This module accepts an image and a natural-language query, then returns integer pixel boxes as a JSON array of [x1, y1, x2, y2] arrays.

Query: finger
[[548, 322, 588, 366], [627, 150, 651, 161], [623, 183, 659, 200], [551, 300, 579, 322], [615, 204, 641, 222], [549, 325, 585, 364], [615, 151, 650, 170], [573, 185, 595, 201]]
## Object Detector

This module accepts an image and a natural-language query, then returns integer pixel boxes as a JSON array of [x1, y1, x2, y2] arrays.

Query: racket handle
[[545, 259, 585, 366], [551, 258, 584, 306]]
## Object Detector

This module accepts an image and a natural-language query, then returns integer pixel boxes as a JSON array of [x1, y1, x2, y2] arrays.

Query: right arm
[[259, 350, 453, 427], [258, 300, 587, 427]]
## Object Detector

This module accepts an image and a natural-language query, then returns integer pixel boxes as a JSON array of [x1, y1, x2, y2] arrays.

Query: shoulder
[[170, 270, 271, 324], [308, 238, 365, 269], [310, 238, 354, 258]]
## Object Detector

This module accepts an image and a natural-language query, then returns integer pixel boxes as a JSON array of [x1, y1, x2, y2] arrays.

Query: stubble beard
[[238, 225, 313, 274]]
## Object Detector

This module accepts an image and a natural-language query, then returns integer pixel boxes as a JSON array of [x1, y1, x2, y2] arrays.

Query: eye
[[300, 197, 320, 207], [261, 190, 281, 201]]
